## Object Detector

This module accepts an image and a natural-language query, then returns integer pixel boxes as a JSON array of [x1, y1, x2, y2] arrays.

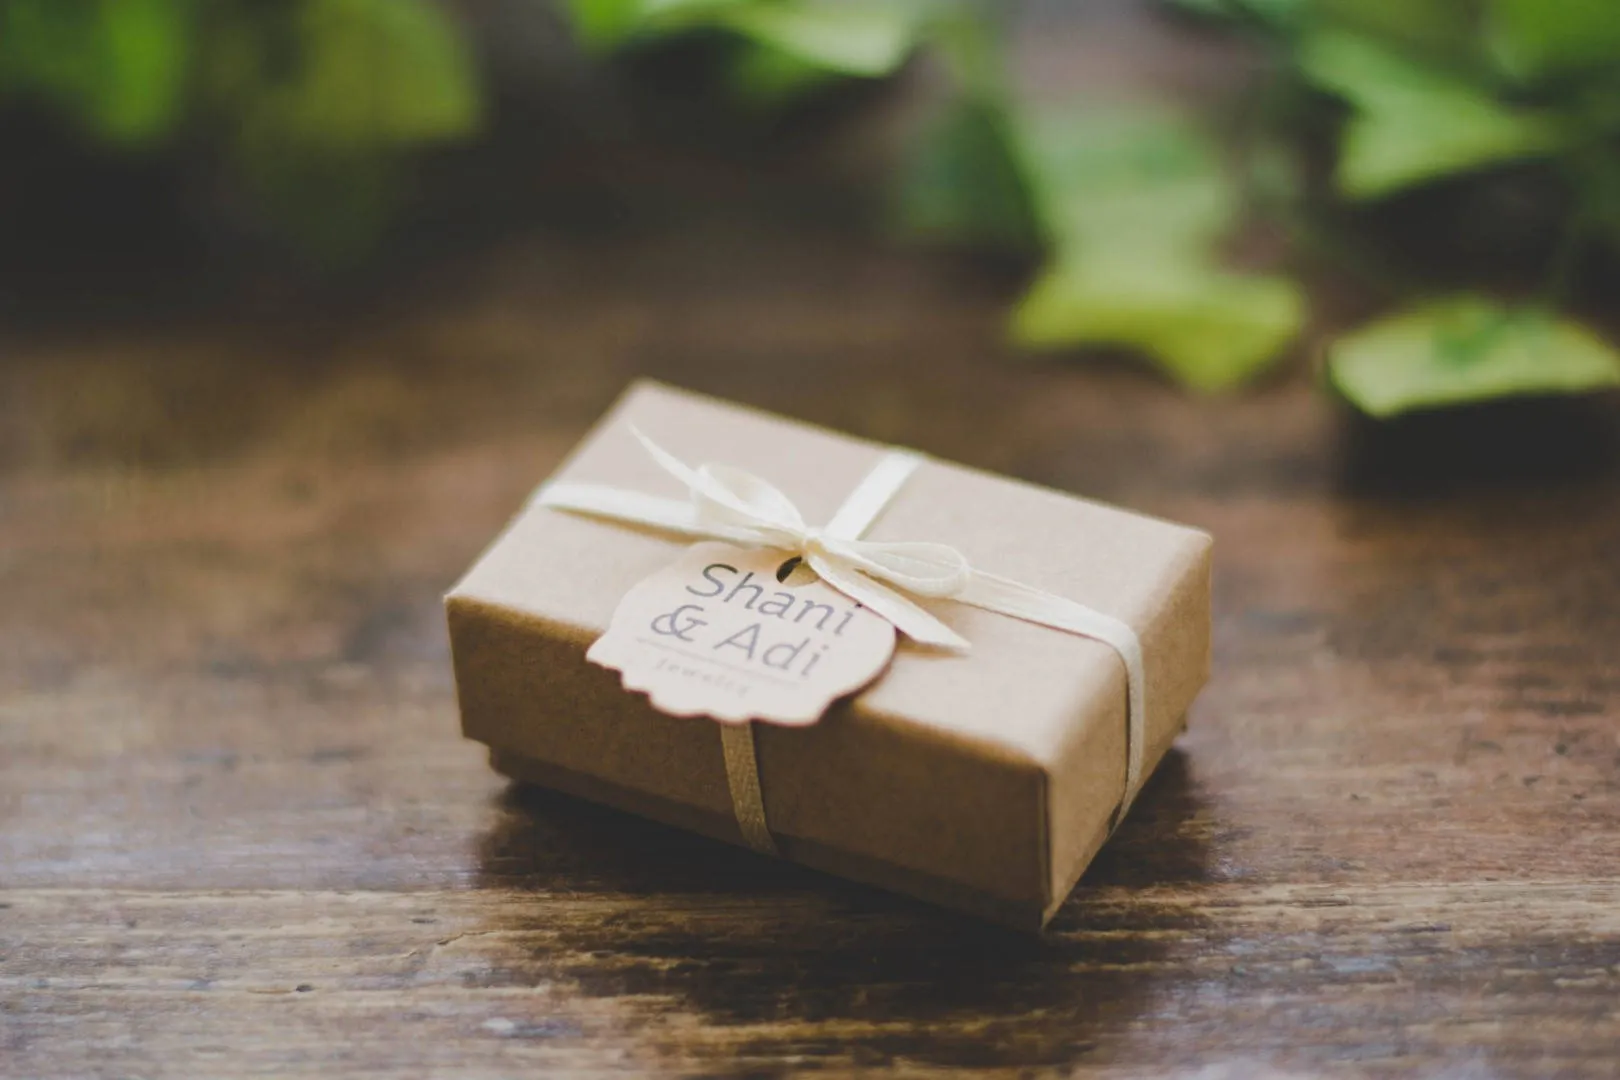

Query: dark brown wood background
[[3, 4, 1618, 1076]]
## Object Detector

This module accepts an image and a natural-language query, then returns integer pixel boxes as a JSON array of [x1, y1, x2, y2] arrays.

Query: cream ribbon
[[536, 430, 1147, 854]]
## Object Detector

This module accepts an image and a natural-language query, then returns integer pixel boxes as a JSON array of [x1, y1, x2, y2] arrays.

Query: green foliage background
[[5, 0, 1620, 416], [1178, 0, 1620, 414], [552, 0, 1620, 415], [0, 0, 481, 256]]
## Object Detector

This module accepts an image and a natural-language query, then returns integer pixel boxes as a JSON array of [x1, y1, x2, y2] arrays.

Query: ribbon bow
[[536, 429, 1151, 822], [634, 429, 976, 650]]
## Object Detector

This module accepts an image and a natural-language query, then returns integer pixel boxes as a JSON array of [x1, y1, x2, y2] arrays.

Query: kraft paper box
[[447, 381, 1211, 929]]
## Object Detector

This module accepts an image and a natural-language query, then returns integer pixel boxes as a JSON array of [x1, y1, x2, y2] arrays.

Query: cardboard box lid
[[448, 381, 1211, 923]]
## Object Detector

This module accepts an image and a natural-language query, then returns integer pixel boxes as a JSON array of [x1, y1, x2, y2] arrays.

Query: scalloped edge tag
[[586, 541, 896, 726]]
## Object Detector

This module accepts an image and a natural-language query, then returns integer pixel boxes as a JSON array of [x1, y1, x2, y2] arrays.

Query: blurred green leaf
[[898, 95, 1040, 251], [0, 3, 95, 106], [89, 0, 192, 143], [563, 0, 752, 49], [639, 0, 751, 18], [726, 37, 840, 105], [927, 3, 1004, 99], [211, 0, 480, 260], [247, 0, 480, 149], [561, 0, 646, 50], [0, 0, 192, 146], [1487, 0, 1620, 81], [717, 1, 921, 77], [1168, 0, 1308, 25], [1300, 31, 1571, 198], [1003, 107, 1300, 389], [1328, 298, 1620, 416], [1573, 148, 1620, 251], [562, 0, 921, 79], [1316, 0, 1477, 63], [1013, 256, 1306, 391], [1015, 109, 1236, 252]]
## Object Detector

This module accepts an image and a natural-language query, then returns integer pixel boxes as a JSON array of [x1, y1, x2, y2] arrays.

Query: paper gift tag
[[587, 541, 897, 725]]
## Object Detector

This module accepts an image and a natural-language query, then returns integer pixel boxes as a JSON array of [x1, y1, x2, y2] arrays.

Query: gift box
[[447, 381, 1211, 929]]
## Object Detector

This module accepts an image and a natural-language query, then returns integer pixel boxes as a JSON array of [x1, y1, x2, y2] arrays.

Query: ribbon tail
[[957, 570, 1147, 819], [630, 427, 804, 536], [629, 426, 708, 491], [719, 722, 778, 856], [534, 482, 762, 545], [808, 554, 970, 653]]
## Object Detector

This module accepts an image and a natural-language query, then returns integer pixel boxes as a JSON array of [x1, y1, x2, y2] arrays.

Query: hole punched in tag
[[775, 556, 820, 587]]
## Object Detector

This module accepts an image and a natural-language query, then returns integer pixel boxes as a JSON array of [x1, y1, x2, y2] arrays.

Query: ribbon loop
[[694, 463, 806, 540], [629, 428, 979, 634]]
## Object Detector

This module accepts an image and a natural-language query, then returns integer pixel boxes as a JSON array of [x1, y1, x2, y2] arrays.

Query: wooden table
[[4, 15, 1620, 1080]]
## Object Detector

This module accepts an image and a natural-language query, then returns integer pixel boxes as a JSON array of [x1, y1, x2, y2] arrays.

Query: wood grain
[[4, 6, 1620, 1077]]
